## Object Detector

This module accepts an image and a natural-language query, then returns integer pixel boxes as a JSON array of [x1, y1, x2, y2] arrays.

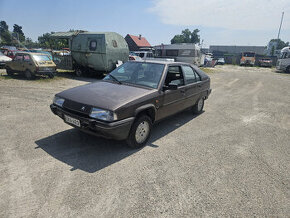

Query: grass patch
[[0, 74, 13, 80], [200, 67, 215, 74]]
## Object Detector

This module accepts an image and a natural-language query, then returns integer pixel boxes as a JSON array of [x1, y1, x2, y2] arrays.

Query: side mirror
[[163, 83, 178, 91]]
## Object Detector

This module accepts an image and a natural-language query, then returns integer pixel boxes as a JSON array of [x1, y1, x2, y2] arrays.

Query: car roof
[[132, 60, 191, 66], [15, 52, 48, 56]]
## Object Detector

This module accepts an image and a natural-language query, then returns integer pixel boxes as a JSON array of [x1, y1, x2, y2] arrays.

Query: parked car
[[240, 52, 256, 66], [258, 58, 272, 67], [0, 51, 12, 68], [216, 58, 225, 65], [50, 60, 211, 148], [5, 52, 56, 79], [0, 48, 18, 59], [276, 46, 290, 73]]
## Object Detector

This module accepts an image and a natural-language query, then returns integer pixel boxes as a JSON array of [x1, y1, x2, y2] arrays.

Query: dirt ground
[[0, 65, 289, 217]]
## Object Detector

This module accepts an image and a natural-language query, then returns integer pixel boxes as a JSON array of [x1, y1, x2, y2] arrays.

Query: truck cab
[[276, 47, 290, 73]]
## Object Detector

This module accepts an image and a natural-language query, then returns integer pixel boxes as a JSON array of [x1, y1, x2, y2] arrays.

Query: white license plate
[[64, 115, 80, 127], [44, 67, 52, 71]]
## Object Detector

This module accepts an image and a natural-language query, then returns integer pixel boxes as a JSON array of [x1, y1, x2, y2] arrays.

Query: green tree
[[269, 38, 289, 50], [0, 20, 13, 45], [38, 32, 68, 49], [171, 28, 200, 44], [13, 24, 25, 42]]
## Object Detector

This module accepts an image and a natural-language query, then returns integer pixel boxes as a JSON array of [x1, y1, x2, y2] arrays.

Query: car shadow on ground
[[35, 110, 201, 173]]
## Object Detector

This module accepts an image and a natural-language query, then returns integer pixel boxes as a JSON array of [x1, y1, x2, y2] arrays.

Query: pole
[[277, 12, 284, 39]]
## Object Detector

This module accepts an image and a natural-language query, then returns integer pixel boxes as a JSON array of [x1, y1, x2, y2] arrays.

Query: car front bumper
[[50, 104, 134, 140]]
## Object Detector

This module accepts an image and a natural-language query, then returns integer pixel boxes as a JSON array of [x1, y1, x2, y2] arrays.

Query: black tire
[[126, 115, 152, 149], [193, 98, 204, 114], [286, 66, 290, 73], [25, 70, 35, 80], [48, 73, 54, 78], [6, 67, 14, 76]]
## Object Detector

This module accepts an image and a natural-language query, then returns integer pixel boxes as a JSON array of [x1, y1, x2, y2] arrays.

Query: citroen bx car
[[50, 60, 211, 148], [5, 52, 56, 79]]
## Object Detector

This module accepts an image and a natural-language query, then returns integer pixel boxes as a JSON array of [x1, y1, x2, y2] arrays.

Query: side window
[[182, 65, 196, 84], [23, 55, 31, 62], [165, 66, 184, 86], [112, 40, 118, 48], [14, 54, 23, 61], [89, 40, 97, 51], [194, 71, 201, 82]]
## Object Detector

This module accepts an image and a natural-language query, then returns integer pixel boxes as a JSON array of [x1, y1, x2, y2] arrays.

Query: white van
[[276, 46, 290, 73]]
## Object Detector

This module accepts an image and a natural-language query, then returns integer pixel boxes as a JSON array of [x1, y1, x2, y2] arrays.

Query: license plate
[[64, 115, 80, 127], [44, 67, 52, 71]]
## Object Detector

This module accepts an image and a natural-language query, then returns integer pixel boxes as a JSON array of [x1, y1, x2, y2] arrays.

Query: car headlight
[[53, 96, 65, 107], [89, 108, 117, 121]]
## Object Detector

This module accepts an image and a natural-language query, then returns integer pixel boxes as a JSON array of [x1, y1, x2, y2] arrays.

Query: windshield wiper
[[108, 74, 122, 84]]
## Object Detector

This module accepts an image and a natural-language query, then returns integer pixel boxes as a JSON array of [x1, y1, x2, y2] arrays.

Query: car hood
[[58, 81, 155, 111], [0, 56, 12, 62]]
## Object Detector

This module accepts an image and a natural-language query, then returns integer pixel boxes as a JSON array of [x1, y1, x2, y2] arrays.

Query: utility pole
[[277, 12, 284, 39]]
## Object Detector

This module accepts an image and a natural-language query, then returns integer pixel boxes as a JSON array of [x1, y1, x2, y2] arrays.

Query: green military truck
[[50, 31, 129, 76]]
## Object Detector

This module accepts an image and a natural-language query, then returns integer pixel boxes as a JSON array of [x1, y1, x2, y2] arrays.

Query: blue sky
[[0, 0, 289, 47]]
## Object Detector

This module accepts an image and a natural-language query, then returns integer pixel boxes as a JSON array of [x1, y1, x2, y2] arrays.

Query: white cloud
[[149, 0, 290, 30]]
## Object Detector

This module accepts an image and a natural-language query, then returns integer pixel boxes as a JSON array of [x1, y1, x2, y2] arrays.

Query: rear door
[[158, 65, 187, 119], [182, 65, 203, 108]]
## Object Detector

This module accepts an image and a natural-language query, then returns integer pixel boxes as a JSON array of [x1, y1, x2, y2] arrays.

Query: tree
[[13, 24, 25, 42], [0, 20, 12, 45], [38, 32, 68, 49], [171, 28, 200, 44], [269, 38, 289, 50], [0, 21, 9, 32]]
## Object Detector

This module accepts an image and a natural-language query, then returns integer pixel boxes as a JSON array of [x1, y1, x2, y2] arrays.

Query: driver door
[[11, 54, 23, 71], [158, 65, 187, 120]]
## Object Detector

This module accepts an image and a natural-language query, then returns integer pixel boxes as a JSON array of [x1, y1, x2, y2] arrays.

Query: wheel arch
[[134, 104, 156, 123]]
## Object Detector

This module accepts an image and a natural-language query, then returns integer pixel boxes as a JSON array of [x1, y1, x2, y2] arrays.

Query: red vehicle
[[0, 48, 18, 59]]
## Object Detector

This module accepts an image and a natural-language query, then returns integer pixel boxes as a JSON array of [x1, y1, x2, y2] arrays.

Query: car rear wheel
[[126, 115, 152, 148], [193, 98, 204, 114], [286, 66, 290, 73], [25, 70, 35, 80]]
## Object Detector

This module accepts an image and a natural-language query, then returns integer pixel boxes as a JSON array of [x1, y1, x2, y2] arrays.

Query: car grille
[[63, 99, 92, 116]]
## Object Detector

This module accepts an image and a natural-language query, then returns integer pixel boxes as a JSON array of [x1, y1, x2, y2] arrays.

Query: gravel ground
[[0, 66, 289, 217]]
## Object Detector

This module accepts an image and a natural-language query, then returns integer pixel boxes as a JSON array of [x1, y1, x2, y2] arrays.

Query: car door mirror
[[163, 83, 178, 91]]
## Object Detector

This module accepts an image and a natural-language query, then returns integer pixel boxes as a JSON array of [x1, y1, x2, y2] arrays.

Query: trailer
[[50, 31, 129, 76]]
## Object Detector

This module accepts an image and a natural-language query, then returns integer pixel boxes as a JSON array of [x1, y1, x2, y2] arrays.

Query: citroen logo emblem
[[81, 106, 85, 111]]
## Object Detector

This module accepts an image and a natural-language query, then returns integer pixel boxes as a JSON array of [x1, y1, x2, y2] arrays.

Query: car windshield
[[243, 52, 255, 57], [33, 55, 51, 62], [103, 62, 165, 89]]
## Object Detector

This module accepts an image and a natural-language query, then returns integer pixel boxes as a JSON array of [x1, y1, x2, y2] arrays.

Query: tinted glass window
[[112, 40, 118, 48], [23, 55, 31, 61], [166, 50, 179, 56], [182, 65, 196, 84], [14, 55, 23, 61], [89, 40, 97, 51], [165, 66, 184, 86]]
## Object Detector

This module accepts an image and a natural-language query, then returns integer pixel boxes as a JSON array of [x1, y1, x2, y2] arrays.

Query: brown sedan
[[50, 60, 211, 148]]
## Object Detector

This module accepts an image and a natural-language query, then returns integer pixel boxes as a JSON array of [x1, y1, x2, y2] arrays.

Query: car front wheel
[[126, 115, 152, 148], [25, 70, 35, 80], [193, 98, 204, 114]]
